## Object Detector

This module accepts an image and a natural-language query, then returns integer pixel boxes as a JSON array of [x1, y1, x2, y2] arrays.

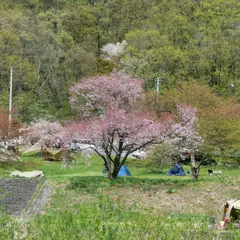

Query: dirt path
[[21, 179, 53, 221]]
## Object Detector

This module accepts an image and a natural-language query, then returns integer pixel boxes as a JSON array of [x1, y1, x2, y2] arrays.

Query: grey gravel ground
[[0, 178, 43, 216]]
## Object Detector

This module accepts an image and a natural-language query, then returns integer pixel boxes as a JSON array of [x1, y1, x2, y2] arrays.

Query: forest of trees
[[0, 0, 239, 123]]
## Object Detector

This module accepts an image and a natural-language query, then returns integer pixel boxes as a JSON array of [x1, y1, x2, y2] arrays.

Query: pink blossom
[[70, 71, 142, 118], [67, 73, 199, 178]]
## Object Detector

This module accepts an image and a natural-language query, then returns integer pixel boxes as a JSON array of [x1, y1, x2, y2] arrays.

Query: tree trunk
[[111, 141, 124, 179], [112, 157, 121, 179], [107, 158, 112, 179], [191, 166, 200, 181], [190, 152, 200, 181], [112, 167, 119, 178]]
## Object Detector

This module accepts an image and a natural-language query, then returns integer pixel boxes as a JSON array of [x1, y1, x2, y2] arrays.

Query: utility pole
[[156, 78, 160, 101], [156, 78, 160, 94], [9, 67, 13, 123]]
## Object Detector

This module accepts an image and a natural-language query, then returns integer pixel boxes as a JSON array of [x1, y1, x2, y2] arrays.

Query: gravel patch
[[0, 178, 43, 216]]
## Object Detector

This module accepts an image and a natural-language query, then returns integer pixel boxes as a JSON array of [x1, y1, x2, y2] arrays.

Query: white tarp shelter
[[10, 170, 44, 178]]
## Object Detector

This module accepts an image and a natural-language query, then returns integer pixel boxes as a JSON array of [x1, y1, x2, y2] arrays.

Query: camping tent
[[221, 198, 240, 222], [167, 163, 185, 176], [118, 165, 131, 177]]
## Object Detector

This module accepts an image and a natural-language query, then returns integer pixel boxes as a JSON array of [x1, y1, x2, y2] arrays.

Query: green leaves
[[0, 0, 239, 122], [119, 0, 240, 95]]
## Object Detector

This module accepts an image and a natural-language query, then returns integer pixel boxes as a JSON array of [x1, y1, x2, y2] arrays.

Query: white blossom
[[101, 40, 127, 60]]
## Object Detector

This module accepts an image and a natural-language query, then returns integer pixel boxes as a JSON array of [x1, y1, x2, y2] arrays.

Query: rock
[[0, 146, 19, 163], [0, 141, 6, 147]]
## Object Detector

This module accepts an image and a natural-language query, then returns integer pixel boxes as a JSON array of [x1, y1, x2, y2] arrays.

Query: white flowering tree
[[101, 40, 127, 61], [168, 104, 203, 180], [26, 120, 65, 148]]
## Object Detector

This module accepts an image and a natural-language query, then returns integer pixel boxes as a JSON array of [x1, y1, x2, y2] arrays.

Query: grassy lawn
[[2, 150, 239, 179], [1, 151, 240, 239]]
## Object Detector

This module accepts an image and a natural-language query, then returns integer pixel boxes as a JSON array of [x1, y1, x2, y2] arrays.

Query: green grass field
[[1, 151, 240, 239], [2, 151, 239, 179]]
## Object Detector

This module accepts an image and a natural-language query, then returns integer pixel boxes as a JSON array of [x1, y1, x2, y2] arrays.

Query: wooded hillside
[[1, 0, 239, 122]]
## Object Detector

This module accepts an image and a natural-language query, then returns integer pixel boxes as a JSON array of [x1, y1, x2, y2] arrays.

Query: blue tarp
[[167, 163, 186, 176], [118, 165, 131, 177]]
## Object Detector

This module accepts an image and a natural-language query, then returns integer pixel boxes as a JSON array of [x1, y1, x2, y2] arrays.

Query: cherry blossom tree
[[70, 71, 142, 118], [68, 72, 198, 179], [26, 120, 65, 148], [149, 104, 203, 180], [167, 104, 203, 180], [66, 108, 180, 178]]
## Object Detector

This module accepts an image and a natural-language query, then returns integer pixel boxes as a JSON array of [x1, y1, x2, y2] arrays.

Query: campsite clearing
[[1, 152, 240, 239]]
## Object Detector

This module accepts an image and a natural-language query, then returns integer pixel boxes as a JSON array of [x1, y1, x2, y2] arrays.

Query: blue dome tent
[[167, 162, 186, 176], [118, 165, 131, 177]]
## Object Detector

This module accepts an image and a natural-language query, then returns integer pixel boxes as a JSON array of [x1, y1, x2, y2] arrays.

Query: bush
[[148, 143, 173, 169]]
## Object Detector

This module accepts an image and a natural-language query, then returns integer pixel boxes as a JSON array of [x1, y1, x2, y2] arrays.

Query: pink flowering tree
[[66, 109, 179, 178], [70, 71, 142, 118], [68, 72, 198, 179]]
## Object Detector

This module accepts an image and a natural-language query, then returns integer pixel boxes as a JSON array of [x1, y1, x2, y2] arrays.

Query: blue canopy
[[118, 165, 131, 177]]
